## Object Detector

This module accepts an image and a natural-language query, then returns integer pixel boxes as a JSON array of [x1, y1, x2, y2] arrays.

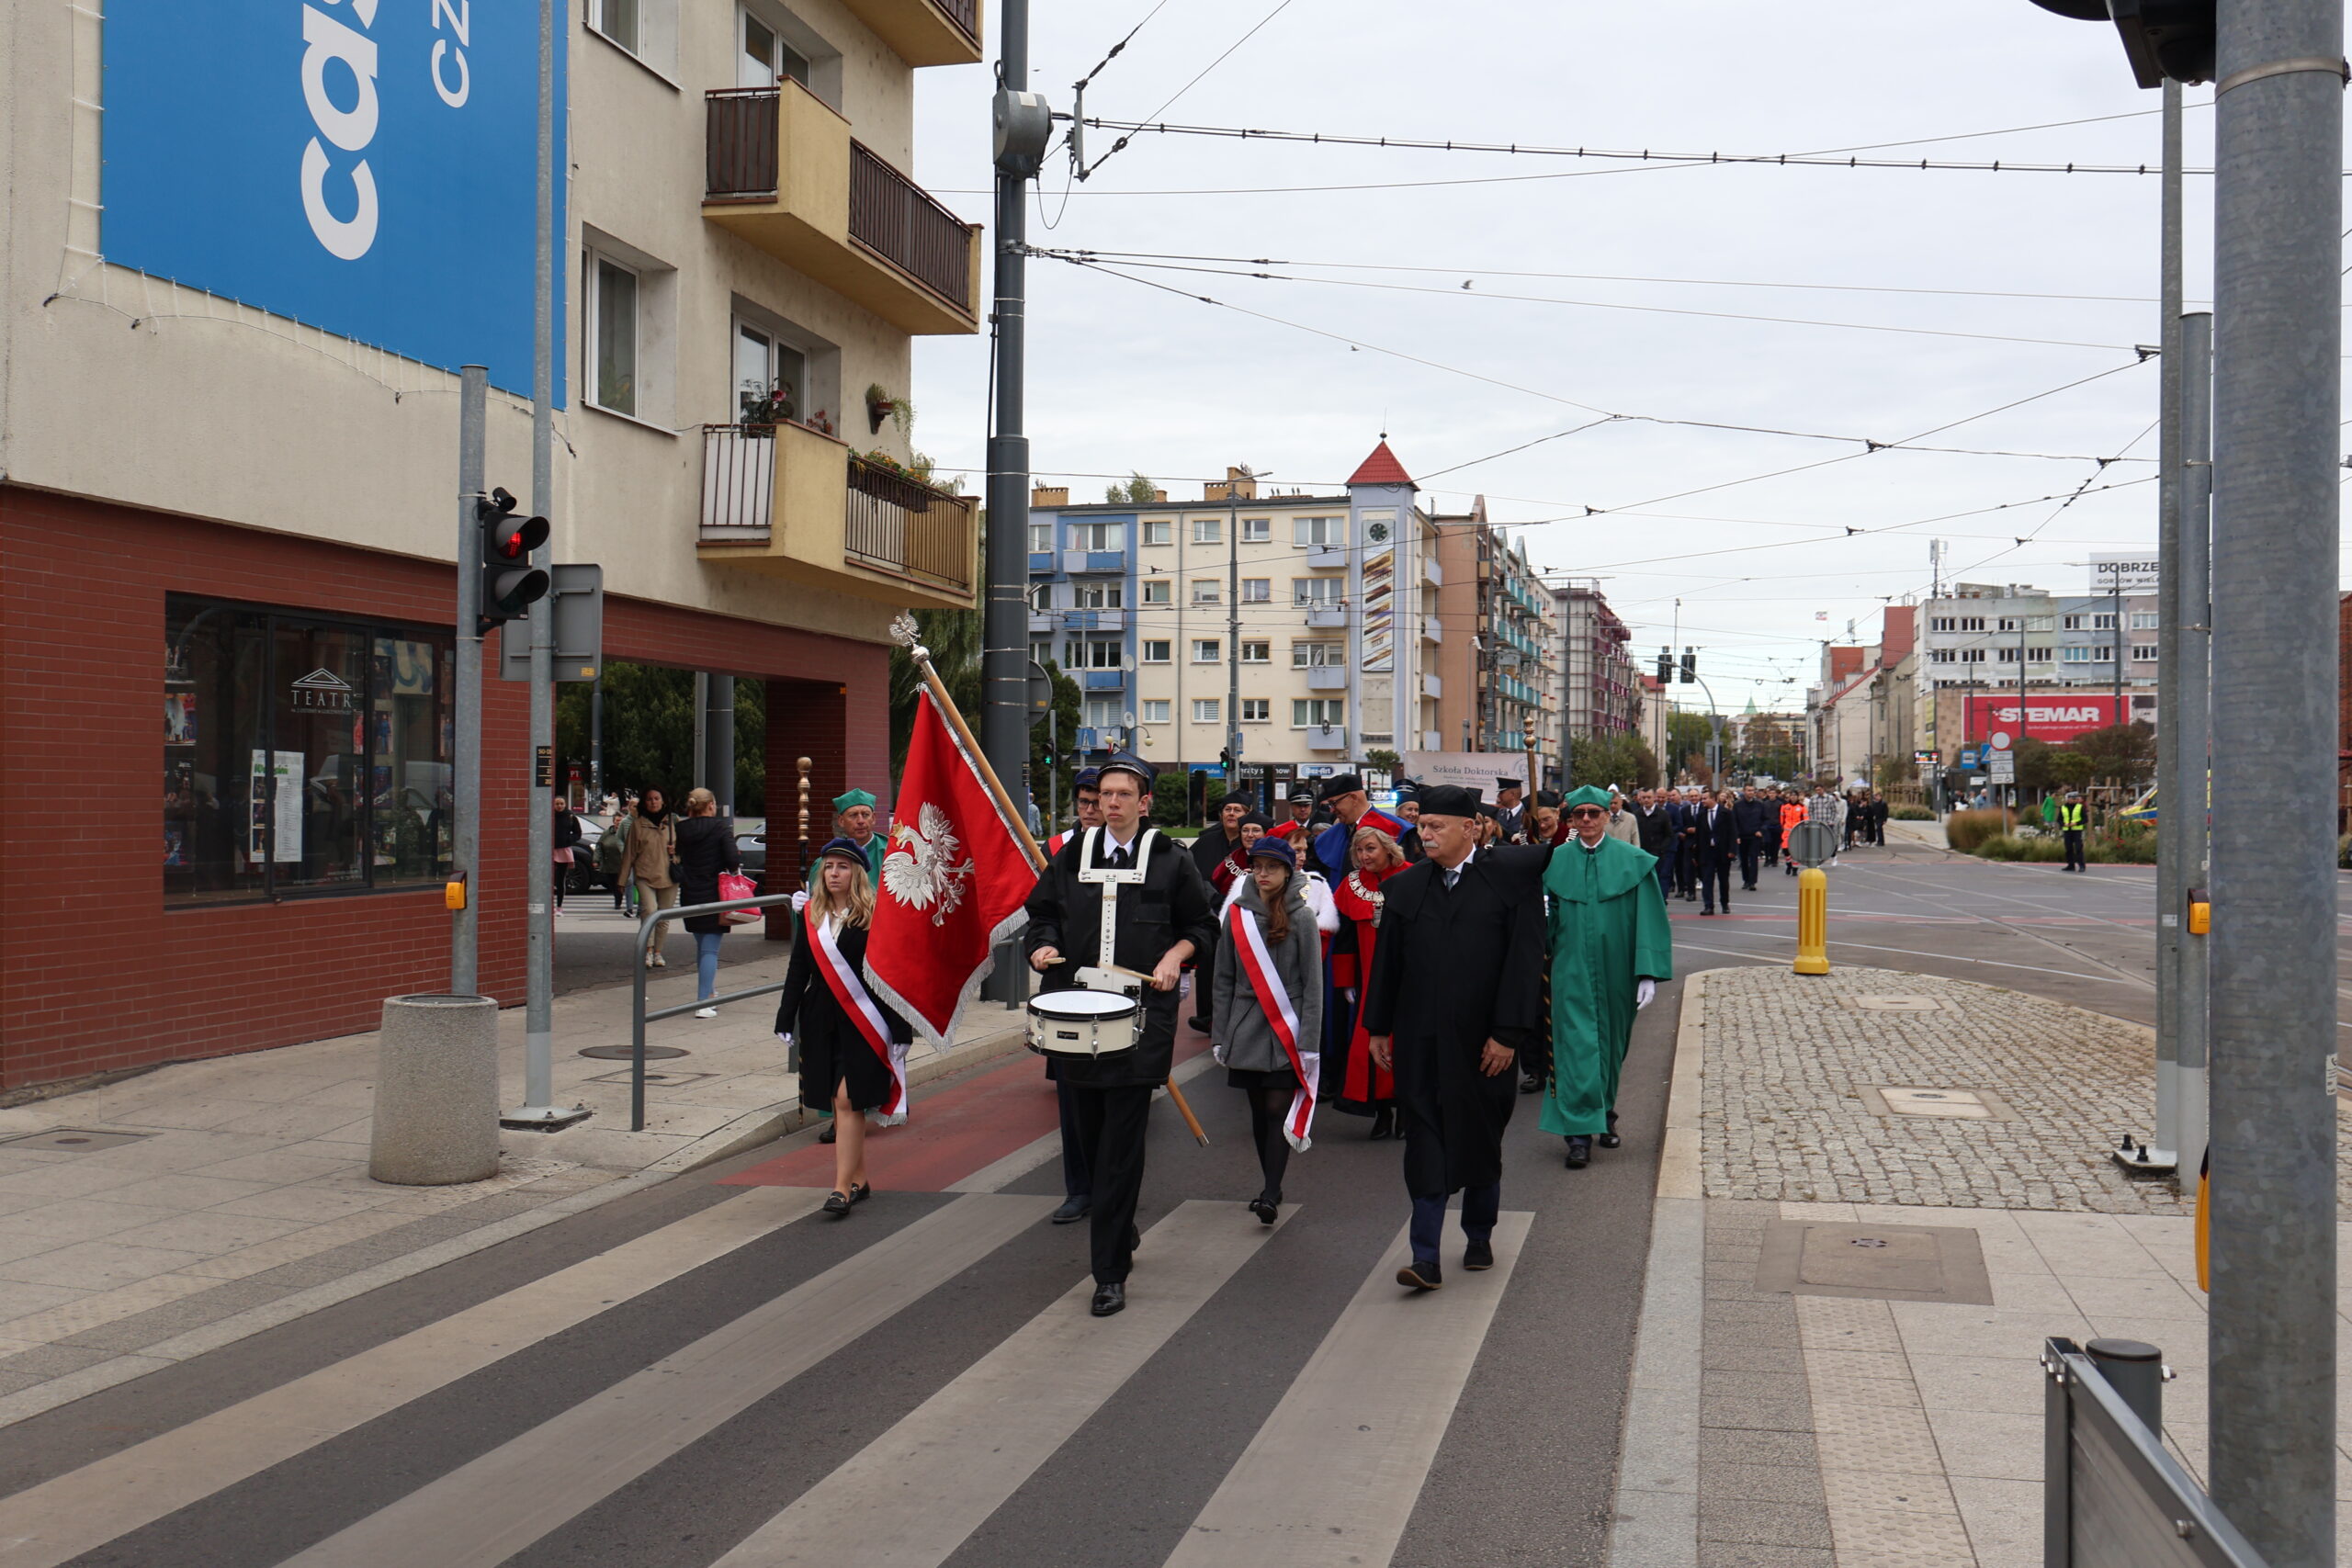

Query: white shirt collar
[[1102, 823, 1142, 856]]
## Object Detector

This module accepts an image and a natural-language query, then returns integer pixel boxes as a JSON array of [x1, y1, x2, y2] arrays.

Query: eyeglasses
[[1567, 807, 1608, 819]]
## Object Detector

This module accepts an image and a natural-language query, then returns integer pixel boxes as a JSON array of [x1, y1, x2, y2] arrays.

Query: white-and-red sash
[[1228, 903, 1318, 1151], [809, 911, 908, 1126]]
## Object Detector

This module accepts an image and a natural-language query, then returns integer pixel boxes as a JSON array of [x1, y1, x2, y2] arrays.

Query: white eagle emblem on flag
[[881, 802, 974, 926]]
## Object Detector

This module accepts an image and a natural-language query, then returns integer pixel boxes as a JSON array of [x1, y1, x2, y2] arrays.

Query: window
[[2092, 612, 2117, 631], [1072, 522, 1124, 552], [594, 0, 640, 52], [590, 255, 639, 415], [1075, 582, 1123, 609], [1028, 582, 1053, 612], [1192, 580, 1221, 604], [1240, 578, 1271, 604], [1295, 516, 1342, 547], [2063, 615, 2085, 630], [734, 319, 805, 426], [2132, 643, 2158, 663], [1140, 639, 1170, 663], [1192, 638, 1221, 663], [1293, 698, 1344, 727], [739, 9, 809, 87], [1141, 700, 1170, 724], [1996, 617, 2021, 632], [1961, 649, 1984, 664], [1139, 579, 1170, 606], [1142, 520, 1171, 546], [1194, 698, 1222, 725], [1239, 640, 1271, 664], [1294, 578, 1340, 607], [1061, 639, 1121, 670], [1928, 617, 1956, 633], [1995, 646, 2018, 663], [1193, 518, 1222, 545], [1030, 639, 1053, 666], [2027, 645, 2053, 662], [2027, 615, 2055, 632], [2131, 611, 2159, 629], [2062, 646, 2093, 663], [1241, 517, 1272, 543], [1958, 616, 1984, 632], [1240, 698, 1271, 723], [2093, 644, 2114, 662], [1293, 641, 1341, 667], [1083, 698, 1120, 728], [1928, 649, 1956, 664], [165, 596, 454, 907], [1027, 524, 1053, 554]]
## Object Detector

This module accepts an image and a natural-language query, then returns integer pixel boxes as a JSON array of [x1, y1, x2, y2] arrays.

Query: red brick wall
[[0, 486, 886, 1089]]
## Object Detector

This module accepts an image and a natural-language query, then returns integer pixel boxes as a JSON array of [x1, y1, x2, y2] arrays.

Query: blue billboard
[[104, 0, 564, 401]]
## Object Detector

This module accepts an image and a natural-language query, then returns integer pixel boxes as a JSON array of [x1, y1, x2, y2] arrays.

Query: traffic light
[[1657, 647, 1672, 683], [1680, 648, 1697, 684], [2026, 0, 2212, 88], [476, 487, 549, 633]]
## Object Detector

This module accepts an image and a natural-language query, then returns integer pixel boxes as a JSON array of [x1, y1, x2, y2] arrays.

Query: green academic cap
[[833, 788, 876, 813], [1563, 784, 1612, 809]]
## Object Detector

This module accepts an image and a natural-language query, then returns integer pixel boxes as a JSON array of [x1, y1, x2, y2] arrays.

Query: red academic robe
[[1328, 863, 1401, 1108]]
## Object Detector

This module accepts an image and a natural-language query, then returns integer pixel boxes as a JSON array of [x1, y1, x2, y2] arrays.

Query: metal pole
[[705, 674, 735, 816], [692, 671, 709, 793], [2177, 310, 2213, 1189], [452, 366, 487, 996], [2148, 80, 2186, 1172], [589, 671, 603, 807], [2207, 0, 2339, 1556], [1227, 472, 1241, 805]]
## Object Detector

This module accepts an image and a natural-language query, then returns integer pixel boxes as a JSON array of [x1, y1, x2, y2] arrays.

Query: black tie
[[1106, 847, 1127, 870]]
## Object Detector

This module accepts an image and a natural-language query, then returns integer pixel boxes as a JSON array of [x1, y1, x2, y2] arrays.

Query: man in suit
[[1734, 786, 1772, 891], [1698, 789, 1741, 915], [1634, 787, 1677, 901], [1492, 777, 1526, 842]]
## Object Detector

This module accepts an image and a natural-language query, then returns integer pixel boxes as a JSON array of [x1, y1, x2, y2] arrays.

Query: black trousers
[[2064, 829, 2086, 871], [1701, 856, 1733, 912], [1055, 1075, 1091, 1201], [1069, 1082, 1154, 1284], [1675, 841, 1699, 896], [1189, 947, 1215, 1023], [1737, 840, 1760, 888]]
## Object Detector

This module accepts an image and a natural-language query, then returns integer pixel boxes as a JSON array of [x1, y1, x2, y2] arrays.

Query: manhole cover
[[1849, 1236, 1890, 1248], [585, 1069, 716, 1087], [1860, 1085, 2015, 1121], [1757, 1220, 1995, 1304], [0, 1129, 152, 1154], [1841, 995, 1945, 1012], [577, 1045, 690, 1061]]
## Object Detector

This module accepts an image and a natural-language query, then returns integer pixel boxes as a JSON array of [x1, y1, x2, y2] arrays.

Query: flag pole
[[894, 616, 1045, 872]]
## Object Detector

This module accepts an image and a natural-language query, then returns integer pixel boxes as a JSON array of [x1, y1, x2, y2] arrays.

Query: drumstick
[[1164, 1078, 1210, 1146]]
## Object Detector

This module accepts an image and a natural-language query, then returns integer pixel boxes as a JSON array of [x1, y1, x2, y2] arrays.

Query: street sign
[[1989, 751, 2017, 783], [1785, 820, 1838, 869], [500, 564, 604, 682], [1989, 730, 2012, 751]]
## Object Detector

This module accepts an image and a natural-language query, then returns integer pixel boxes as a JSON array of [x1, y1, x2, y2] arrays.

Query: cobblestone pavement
[[1699, 964, 2352, 1215]]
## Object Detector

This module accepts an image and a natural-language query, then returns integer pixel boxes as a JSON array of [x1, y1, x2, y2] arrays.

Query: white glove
[[1635, 978, 1657, 1010], [791, 889, 808, 914]]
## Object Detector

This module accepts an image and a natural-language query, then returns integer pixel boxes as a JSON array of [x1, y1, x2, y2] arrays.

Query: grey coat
[[1211, 878, 1325, 1073]]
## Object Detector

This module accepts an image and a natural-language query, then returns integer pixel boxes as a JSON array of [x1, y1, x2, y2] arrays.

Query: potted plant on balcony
[[740, 379, 795, 433], [865, 383, 915, 436]]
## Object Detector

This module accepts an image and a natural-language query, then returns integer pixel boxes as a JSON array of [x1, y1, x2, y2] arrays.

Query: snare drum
[[1026, 990, 1142, 1058]]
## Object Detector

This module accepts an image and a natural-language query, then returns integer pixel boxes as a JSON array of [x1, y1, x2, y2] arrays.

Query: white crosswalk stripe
[[1160, 1212, 1533, 1568], [709, 1199, 1287, 1568]]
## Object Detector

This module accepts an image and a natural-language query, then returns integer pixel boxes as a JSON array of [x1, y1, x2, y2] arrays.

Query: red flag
[[865, 687, 1039, 1043]]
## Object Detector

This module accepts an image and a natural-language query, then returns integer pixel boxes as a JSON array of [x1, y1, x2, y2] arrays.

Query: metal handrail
[[629, 892, 801, 1131]]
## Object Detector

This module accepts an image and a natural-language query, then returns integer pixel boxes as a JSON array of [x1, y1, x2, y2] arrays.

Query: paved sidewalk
[[1614, 964, 2352, 1568], [0, 949, 1027, 1429]]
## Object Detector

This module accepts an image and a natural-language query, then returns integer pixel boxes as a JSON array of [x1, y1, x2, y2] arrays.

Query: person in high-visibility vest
[[2058, 791, 2088, 873]]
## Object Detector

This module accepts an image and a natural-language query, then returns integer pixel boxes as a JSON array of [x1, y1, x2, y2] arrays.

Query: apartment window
[[1995, 646, 2018, 663], [1294, 579, 1340, 607], [1294, 516, 1342, 547], [738, 10, 809, 88], [594, 0, 640, 52], [1996, 617, 2021, 632], [1029, 639, 1052, 666], [1193, 699, 1221, 725], [589, 255, 640, 415], [2063, 615, 2085, 631], [2132, 643, 2158, 664], [1961, 649, 1984, 664], [1072, 522, 1124, 551], [1139, 579, 1170, 606], [2093, 644, 2114, 662], [1027, 524, 1053, 554], [2092, 613, 2117, 631], [1192, 638, 1221, 663], [2062, 646, 2093, 663], [2131, 611, 2159, 629], [1928, 649, 1956, 664], [165, 595, 454, 906], [1061, 640, 1121, 670], [1239, 640, 1271, 664], [1141, 700, 1170, 724], [1075, 582, 1123, 609], [733, 319, 805, 425], [1958, 616, 1984, 632], [1928, 617, 1957, 633], [1140, 639, 1170, 663], [1241, 517, 1272, 543], [1028, 583, 1052, 612], [1083, 698, 1120, 728], [2027, 645, 2053, 662], [1193, 518, 1222, 545], [2026, 615, 2055, 632], [1240, 579, 1271, 604], [1240, 698, 1271, 723], [1293, 641, 1341, 667], [1142, 520, 1171, 546], [1293, 698, 1344, 727], [1192, 580, 1221, 604]]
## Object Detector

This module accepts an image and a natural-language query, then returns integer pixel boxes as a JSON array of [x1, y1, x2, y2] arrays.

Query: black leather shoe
[[1518, 1071, 1543, 1095], [1050, 1197, 1091, 1224], [1186, 1016, 1212, 1032], [821, 1190, 852, 1216], [1565, 1136, 1592, 1169], [818, 1122, 837, 1145], [1396, 1258, 1442, 1291], [1598, 1132, 1623, 1150], [1091, 1282, 1126, 1317], [1368, 1107, 1396, 1139], [849, 1182, 872, 1204], [1250, 1197, 1277, 1224], [1464, 1239, 1494, 1271]]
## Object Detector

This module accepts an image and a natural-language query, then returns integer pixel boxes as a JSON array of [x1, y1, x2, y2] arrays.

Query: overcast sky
[[905, 2, 2329, 712]]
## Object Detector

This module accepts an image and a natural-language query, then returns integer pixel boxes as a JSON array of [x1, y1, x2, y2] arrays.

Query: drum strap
[[1077, 827, 1154, 975]]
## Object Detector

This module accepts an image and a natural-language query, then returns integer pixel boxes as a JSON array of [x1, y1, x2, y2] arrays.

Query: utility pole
[[451, 366, 487, 996], [1227, 471, 1241, 808], [2176, 308, 2212, 1186], [2145, 79, 2187, 1175], [981, 0, 1045, 799], [2207, 2, 2340, 1561]]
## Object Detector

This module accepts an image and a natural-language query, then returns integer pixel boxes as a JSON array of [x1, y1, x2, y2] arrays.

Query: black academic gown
[[1023, 829, 1217, 1088], [1361, 845, 1549, 1197], [772, 914, 913, 1113]]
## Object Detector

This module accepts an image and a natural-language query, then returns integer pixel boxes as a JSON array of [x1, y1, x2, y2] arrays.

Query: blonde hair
[[1350, 826, 1407, 871], [809, 858, 876, 929], [684, 787, 717, 814]]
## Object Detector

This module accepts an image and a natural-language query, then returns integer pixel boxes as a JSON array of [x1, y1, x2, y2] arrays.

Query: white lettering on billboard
[[300, 4, 380, 260]]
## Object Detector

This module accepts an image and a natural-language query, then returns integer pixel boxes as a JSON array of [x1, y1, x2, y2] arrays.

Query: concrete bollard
[[369, 993, 501, 1185]]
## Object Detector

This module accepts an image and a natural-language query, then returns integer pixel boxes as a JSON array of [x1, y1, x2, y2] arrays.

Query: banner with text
[[1965, 694, 2131, 746], [1403, 751, 1536, 798]]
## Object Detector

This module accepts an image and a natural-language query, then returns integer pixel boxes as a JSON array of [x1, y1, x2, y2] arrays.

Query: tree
[[2071, 721, 2156, 789], [1666, 712, 1715, 779], [1365, 748, 1402, 774], [1872, 753, 1915, 791], [557, 662, 765, 814], [1569, 733, 1659, 790], [1103, 472, 1157, 504], [888, 607, 981, 776]]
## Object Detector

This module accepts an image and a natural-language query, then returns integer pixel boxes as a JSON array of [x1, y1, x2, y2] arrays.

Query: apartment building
[[1025, 445, 1445, 807], [1556, 580, 1642, 743], [1919, 581, 2159, 759], [0, 0, 981, 1083], [1429, 503, 1561, 781]]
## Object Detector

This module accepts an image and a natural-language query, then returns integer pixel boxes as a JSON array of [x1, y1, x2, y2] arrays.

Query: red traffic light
[[492, 513, 549, 559]]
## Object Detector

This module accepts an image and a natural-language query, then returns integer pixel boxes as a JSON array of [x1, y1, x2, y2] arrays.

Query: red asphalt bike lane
[[720, 1028, 1213, 1193]]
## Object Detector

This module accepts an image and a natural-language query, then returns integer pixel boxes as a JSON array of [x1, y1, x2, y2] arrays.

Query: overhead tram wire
[[1080, 0, 1300, 180]]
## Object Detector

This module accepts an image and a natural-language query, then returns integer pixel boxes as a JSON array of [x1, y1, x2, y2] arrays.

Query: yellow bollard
[[1793, 866, 1829, 976]]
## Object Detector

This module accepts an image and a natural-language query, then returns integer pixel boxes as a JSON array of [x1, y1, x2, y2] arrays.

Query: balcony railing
[[701, 423, 975, 605], [845, 452, 975, 593], [702, 422, 780, 536], [848, 141, 972, 315], [706, 88, 781, 200]]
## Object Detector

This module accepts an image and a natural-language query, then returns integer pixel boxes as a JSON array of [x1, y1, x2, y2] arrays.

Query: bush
[[1945, 808, 2016, 852], [2101, 822, 2158, 865], [1891, 805, 1935, 821], [1974, 833, 2065, 863]]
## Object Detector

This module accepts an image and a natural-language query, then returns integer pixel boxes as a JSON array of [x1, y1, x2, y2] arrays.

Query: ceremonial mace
[[891, 615, 1211, 1146], [795, 755, 813, 892]]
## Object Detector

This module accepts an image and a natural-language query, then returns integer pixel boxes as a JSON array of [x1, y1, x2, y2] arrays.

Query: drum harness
[[1076, 826, 1156, 991]]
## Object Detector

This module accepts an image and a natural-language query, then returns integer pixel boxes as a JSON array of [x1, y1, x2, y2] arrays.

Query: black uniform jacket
[[1734, 797, 1772, 840], [1696, 806, 1743, 863], [773, 917, 913, 1112], [1361, 844, 1549, 1196], [1023, 829, 1217, 1088], [1634, 805, 1677, 859]]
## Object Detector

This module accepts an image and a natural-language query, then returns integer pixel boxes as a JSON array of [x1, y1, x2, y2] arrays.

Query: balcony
[[1028, 551, 1054, 573], [1069, 608, 1126, 632], [1422, 554, 1442, 586], [1421, 615, 1443, 643], [1421, 673, 1443, 699], [838, 0, 983, 66], [1062, 548, 1127, 575], [698, 422, 976, 610], [1305, 604, 1347, 630], [1080, 671, 1126, 692], [1305, 725, 1348, 751], [1306, 546, 1347, 570], [1028, 611, 1054, 634], [705, 83, 980, 336], [1306, 666, 1347, 692]]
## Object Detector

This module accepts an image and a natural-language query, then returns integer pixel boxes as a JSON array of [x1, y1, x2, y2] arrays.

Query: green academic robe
[[1542, 834, 1675, 1137]]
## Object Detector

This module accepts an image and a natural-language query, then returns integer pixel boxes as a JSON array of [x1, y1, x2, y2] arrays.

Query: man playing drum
[[1023, 754, 1217, 1317]]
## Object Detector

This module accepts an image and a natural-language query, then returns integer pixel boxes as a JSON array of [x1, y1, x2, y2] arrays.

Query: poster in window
[[164, 692, 198, 745], [251, 749, 306, 863], [164, 822, 187, 868]]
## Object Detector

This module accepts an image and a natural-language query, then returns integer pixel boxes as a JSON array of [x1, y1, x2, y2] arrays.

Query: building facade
[[0, 0, 982, 1085], [1555, 580, 1641, 743], [1919, 581, 2160, 761], [1430, 502, 1562, 781]]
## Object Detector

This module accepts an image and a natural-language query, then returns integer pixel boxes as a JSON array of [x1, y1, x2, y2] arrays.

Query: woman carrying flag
[[1210, 837, 1324, 1224], [775, 837, 913, 1217]]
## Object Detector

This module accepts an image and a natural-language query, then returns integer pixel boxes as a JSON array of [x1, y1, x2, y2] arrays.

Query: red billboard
[[1963, 694, 2129, 746]]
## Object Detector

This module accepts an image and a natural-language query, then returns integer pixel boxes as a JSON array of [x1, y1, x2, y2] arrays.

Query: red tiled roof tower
[[1347, 441, 1413, 487]]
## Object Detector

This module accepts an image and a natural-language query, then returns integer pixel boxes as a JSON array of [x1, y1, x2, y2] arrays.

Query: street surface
[[0, 839, 2302, 1568]]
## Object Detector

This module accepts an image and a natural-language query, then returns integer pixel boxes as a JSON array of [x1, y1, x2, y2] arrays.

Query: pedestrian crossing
[[0, 1174, 1538, 1568]]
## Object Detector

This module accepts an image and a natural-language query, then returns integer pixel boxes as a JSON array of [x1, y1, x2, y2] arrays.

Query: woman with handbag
[[1209, 837, 1325, 1224], [774, 838, 913, 1216], [673, 787, 741, 1018], [624, 788, 680, 964]]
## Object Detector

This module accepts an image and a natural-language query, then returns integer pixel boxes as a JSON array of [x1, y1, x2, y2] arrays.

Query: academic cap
[[1416, 784, 1481, 818], [1098, 752, 1155, 789], [832, 789, 876, 813], [1315, 773, 1365, 803], [1564, 784, 1612, 809]]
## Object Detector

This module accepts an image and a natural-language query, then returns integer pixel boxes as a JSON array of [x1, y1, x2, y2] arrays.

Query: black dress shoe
[[1091, 1282, 1126, 1316], [1396, 1258, 1442, 1291], [821, 1190, 853, 1216], [1565, 1135, 1592, 1169], [1249, 1197, 1277, 1224], [1186, 1016, 1212, 1032], [1051, 1197, 1091, 1224], [1368, 1106, 1396, 1140], [1464, 1239, 1494, 1271], [1598, 1132, 1623, 1150], [1518, 1071, 1543, 1095], [818, 1122, 837, 1145], [849, 1182, 872, 1203]]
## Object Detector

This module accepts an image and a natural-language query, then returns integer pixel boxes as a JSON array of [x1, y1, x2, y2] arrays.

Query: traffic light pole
[[2144, 80, 2187, 1175], [2206, 2, 2340, 1559], [452, 366, 487, 996]]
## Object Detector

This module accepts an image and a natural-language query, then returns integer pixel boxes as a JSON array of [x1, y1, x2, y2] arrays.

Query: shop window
[[166, 596, 453, 907]]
